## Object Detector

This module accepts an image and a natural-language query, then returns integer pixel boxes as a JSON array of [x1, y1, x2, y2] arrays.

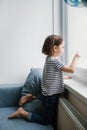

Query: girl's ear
[[53, 45, 58, 52]]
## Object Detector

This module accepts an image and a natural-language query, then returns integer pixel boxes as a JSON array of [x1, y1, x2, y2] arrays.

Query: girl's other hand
[[74, 52, 80, 59], [64, 75, 72, 80]]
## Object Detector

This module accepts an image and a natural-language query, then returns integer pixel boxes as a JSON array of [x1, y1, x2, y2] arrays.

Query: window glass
[[66, 6, 87, 69]]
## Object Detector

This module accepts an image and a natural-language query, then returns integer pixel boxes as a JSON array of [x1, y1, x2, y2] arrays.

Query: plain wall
[[0, 0, 61, 84]]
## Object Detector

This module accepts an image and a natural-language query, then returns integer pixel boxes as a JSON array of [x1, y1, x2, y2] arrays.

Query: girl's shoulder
[[46, 56, 60, 63]]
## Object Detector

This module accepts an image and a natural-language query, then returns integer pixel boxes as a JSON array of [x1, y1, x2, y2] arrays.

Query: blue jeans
[[27, 94, 58, 125]]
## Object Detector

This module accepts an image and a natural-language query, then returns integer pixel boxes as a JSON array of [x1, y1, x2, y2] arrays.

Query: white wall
[[0, 0, 61, 84]]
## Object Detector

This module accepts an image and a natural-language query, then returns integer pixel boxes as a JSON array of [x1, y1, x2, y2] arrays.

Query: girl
[[8, 35, 80, 125]]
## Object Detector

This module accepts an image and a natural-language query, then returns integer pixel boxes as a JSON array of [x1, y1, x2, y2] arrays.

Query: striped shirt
[[42, 56, 64, 96]]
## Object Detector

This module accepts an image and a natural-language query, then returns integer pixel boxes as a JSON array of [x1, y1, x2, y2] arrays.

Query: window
[[66, 6, 87, 69], [62, 0, 87, 82]]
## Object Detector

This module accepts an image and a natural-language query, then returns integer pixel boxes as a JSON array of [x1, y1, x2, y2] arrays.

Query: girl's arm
[[60, 53, 80, 73], [64, 75, 72, 79]]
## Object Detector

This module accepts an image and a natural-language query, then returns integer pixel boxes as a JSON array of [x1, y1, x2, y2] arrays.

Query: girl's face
[[53, 41, 64, 57]]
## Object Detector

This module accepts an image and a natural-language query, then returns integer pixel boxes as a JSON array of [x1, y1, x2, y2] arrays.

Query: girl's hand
[[64, 75, 72, 80], [74, 52, 80, 59]]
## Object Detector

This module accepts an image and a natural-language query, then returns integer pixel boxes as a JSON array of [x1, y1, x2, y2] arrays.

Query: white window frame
[[61, 0, 87, 84]]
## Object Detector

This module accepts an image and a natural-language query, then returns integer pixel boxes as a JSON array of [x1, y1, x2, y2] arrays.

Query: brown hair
[[42, 35, 63, 55]]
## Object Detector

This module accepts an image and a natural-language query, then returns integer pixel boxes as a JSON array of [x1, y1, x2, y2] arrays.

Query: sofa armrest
[[0, 84, 23, 107]]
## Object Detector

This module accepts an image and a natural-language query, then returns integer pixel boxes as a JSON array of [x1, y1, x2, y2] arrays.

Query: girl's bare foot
[[19, 94, 36, 106], [8, 107, 28, 119]]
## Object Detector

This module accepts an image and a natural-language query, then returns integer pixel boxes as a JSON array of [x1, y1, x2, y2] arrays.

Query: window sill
[[64, 79, 87, 105]]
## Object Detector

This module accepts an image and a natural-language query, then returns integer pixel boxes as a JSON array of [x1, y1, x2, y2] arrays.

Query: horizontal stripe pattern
[[42, 56, 64, 96]]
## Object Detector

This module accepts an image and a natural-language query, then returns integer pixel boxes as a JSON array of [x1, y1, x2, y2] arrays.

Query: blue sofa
[[0, 68, 55, 130]]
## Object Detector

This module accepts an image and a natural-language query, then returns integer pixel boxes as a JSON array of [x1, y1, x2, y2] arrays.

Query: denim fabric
[[21, 68, 43, 97], [27, 112, 32, 120], [28, 94, 58, 125], [22, 99, 43, 115]]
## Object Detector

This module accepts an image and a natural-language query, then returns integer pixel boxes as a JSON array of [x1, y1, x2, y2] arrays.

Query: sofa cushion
[[0, 84, 22, 107], [0, 107, 54, 130], [21, 68, 43, 97], [21, 68, 43, 115]]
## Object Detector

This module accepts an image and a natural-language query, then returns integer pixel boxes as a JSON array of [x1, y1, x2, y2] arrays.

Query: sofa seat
[[0, 106, 54, 130], [0, 68, 55, 130]]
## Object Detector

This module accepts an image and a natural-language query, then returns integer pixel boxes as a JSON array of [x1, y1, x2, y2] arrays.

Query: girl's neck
[[51, 53, 60, 58]]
